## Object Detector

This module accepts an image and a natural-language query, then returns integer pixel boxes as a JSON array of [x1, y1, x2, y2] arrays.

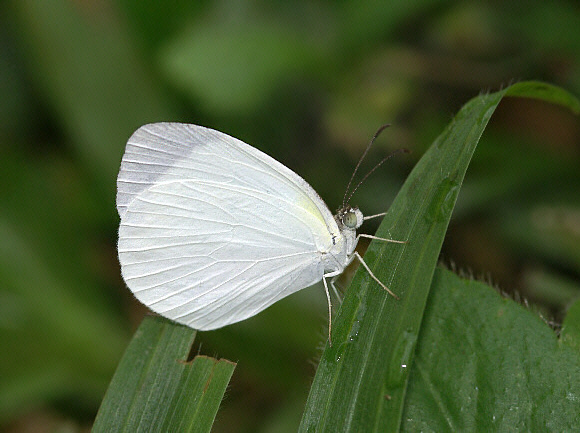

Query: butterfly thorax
[[320, 206, 363, 273]]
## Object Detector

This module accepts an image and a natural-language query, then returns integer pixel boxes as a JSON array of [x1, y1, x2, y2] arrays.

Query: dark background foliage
[[1, 1, 579, 431]]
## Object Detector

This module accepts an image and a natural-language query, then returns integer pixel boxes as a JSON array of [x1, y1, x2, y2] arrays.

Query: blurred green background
[[1, 0, 579, 431]]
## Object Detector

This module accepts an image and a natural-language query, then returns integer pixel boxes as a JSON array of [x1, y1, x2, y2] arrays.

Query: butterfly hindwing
[[117, 123, 338, 329]]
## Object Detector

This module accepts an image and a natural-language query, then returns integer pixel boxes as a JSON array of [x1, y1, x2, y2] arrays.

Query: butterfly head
[[336, 206, 363, 231]]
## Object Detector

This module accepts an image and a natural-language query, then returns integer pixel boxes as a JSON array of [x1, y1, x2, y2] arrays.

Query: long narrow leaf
[[93, 316, 235, 432], [300, 81, 580, 432]]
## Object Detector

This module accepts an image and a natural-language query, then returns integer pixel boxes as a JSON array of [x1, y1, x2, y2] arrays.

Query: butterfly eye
[[343, 211, 359, 229]]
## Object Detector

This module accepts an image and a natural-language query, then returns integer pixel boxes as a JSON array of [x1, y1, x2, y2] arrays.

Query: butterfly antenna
[[342, 124, 391, 208], [345, 148, 410, 205]]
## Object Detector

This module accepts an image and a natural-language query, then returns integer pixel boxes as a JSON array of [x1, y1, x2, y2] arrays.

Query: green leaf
[[93, 316, 236, 433], [403, 268, 580, 431], [300, 81, 580, 432]]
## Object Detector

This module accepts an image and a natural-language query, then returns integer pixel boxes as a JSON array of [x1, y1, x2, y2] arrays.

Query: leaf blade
[[403, 268, 580, 431], [300, 81, 580, 432], [93, 316, 235, 433]]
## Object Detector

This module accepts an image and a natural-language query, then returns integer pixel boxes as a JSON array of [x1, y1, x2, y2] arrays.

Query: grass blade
[[93, 316, 235, 432], [300, 81, 580, 432]]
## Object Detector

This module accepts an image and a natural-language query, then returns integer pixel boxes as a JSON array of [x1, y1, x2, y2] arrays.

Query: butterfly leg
[[358, 233, 406, 244], [362, 212, 387, 221], [323, 269, 344, 346], [330, 275, 343, 304], [353, 251, 400, 299], [322, 276, 333, 346]]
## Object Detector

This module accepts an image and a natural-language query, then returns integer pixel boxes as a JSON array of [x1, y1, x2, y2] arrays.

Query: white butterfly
[[117, 123, 402, 342]]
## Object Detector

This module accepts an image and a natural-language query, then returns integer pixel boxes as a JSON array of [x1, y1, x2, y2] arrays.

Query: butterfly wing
[[117, 123, 338, 330]]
